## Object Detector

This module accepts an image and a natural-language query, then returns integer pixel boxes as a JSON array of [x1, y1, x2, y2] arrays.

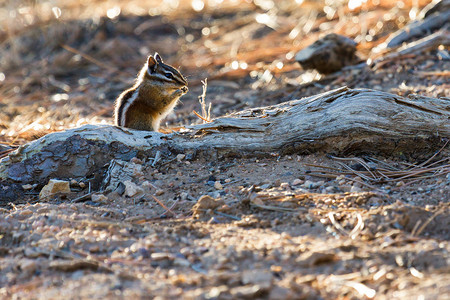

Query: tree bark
[[1, 87, 449, 186]]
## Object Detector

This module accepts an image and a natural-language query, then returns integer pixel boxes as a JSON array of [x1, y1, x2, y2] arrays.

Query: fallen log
[[385, 9, 450, 48], [1, 87, 449, 187]]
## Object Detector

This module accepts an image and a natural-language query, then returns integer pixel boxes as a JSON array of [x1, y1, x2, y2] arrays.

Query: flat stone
[[214, 181, 223, 190], [39, 179, 71, 200], [295, 33, 358, 74], [123, 180, 144, 198]]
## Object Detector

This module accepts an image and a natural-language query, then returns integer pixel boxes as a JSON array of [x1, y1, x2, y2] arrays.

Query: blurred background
[[0, 0, 446, 147]]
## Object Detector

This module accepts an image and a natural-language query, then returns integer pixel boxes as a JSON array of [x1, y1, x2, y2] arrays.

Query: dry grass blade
[[329, 155, 378, 180], [71, 192, 95, 203], [151, 195, 176, 216], [413, 208, 444, 237], [0, 140, 20, 147], [344, 281, 376, 299], [328, 212, 350, 236], [416, 71, 450, 77], [251, 203, 302, 212], [214, 210, 241, 220], [192, 110, 210, 122], [364, 157, 401, 171], [329, 212, 365, 239], [197, 78, 211, 123], [0, 148, 17, 159], [349, 214, 364, 239], [335, 161, 374, 181], [317, 144, 450, 185], [414, 139, 449, 169], [60, 44, 121, 74]]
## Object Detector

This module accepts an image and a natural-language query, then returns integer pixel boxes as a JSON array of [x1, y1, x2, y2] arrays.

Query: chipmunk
[[114, 53, 188, 131]]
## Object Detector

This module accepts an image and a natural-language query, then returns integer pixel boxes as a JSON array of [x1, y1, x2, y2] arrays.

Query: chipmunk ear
[[154, 52, 163, 63], [147, 55, 158, 74]]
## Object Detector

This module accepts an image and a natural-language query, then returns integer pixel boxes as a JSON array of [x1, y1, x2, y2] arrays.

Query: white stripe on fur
[[120, 88, 139, 126]]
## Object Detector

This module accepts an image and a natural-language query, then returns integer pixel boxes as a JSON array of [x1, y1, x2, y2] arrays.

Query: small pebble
[[214, 181, 223, 190], [260, 183, 271, 189], [303, 180, 318, 189], [325, 186, 335, 193], [79, 182, 86, 188], [176, 154, 186, 162], [350, 185, 363, 193], [130, 157, 143, 164], [156, 189, 165, 196], [22, 184, 33, 190], [20, 259, 38, 273], [39, 179, 71, 199], [92, 194, 108, 203], [280, 182, 290, 190], [89, 245, 100, 253], [123, 180, 144, 198], [141, 181, 153, 189], [292, 179, 303, 186], [174, 258, 190, 267], [335, 175, 344, 181], [151, 252, 173, 261], [20, 209, 33, 217]]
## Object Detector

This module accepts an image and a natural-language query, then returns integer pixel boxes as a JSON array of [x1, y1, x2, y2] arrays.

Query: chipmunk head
[[143, 52, 188, 94]]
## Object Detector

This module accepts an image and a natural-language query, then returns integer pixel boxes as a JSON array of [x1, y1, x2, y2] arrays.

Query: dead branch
[[1, 87, 449, 188]]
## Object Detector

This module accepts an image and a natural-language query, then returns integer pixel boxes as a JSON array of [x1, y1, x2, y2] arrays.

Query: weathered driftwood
[[1, 87, 449, 187], [385, 10, 450, 48], [373, 29, 450, 68]]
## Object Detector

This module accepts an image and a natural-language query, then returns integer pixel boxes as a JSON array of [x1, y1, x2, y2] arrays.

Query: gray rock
[[295, 33, 358, 74]]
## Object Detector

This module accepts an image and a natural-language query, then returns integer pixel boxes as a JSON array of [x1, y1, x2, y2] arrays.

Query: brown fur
[[114, 53, 188, 131]]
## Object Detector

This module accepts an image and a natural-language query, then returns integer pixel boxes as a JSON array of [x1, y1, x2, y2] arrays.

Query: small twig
[[336, 162, 374, 181], [344, 281, 376, 299], [351, 157, 378, 180], [422, 157, 450, 169], [71, 192, 95, 203], [192, 110, 210, 122], [197, 78, 211, 123], [158, 157, 178, 167], [191, 263, 208, 274], [344, 177, 384, 192], [0, 141, 19, 147], [364, 157, 401, 171], [214, 210, 241, 221], [349, 213, 364, 239], [60, 44, 118, 73], [151, 195, 176, 216], [413, 209, 444, 237], [416, 71, 450, 77], [250, 203, 302, 212], [410, 219, 423, 237], [0, 148, 16, 159], [160, 199, 181, 218], [151, 150, 161, 167], [415, 139, 449, 169], [328, 212, 350, 236]]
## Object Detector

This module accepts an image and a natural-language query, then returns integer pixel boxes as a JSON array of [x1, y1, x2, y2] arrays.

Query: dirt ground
[[0, 0, 449, 299]]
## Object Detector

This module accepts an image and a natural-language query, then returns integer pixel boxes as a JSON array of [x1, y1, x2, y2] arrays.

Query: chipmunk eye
[[164, 72, 174, 79]]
